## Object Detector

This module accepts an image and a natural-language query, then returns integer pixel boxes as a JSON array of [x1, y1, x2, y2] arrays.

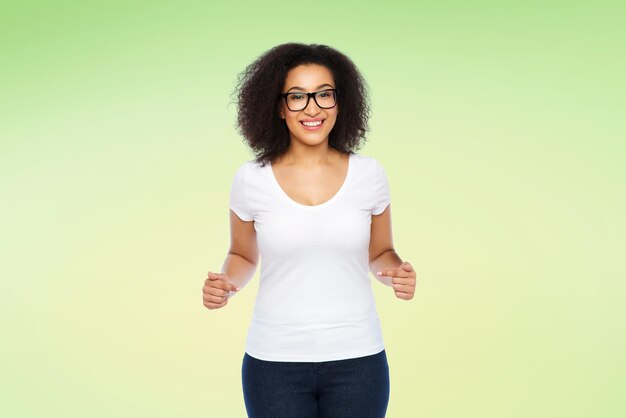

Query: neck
[[276, 141, 343, 168]]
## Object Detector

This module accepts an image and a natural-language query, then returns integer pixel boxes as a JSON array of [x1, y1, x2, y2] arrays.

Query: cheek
[[285, 115, 301, 131], [327, 110, 339, 125]]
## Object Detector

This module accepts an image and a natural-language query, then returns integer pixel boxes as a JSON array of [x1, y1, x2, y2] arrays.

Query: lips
[[300, 119, 324, 130]]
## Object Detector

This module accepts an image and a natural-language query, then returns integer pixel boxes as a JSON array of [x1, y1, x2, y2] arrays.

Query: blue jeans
[[241, 349, 390, 418]]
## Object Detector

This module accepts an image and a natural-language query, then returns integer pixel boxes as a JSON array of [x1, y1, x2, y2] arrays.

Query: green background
[[1, 1, 624, 417]]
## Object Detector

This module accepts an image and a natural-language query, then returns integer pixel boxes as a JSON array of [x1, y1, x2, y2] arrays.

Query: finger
[[219, 282, 240, 292], [392, 283, 414, 292], [204, 287, 231, 298], [207, 271, 225, 279], [393, 287, 414, 296], [378, 270, 408, 279], [207, 272, 229, 280], [208, 281, 237, 293], [204, 293, 228, 303], [394, 290, 413, 300], [203, 298, 228, 309], [204, 278, 222, 289], [206, 273, 240, 291], [204, 277, 227, 291], [401, 262, 414, 272], [392, 276, 416, 285], [376, 271, 397, 278]]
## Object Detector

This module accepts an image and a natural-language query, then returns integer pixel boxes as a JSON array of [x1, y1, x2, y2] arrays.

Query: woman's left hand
[[377, 261, 416, 300]]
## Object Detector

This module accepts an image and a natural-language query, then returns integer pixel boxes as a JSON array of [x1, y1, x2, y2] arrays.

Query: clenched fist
[[376, 261, 417, 300], [202, 271, 240, 310]]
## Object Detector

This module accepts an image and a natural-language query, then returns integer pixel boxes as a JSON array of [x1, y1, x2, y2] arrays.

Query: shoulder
[[233, 159, 263, 176], [231, 159, 269, 193], [350, 152, 380, 164], [350, 152, 383, 174]]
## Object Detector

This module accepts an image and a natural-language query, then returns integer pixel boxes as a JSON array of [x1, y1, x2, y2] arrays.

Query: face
[[279, 64, 338, 148]]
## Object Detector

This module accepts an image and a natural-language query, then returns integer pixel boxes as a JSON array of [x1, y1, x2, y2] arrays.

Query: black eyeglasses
[[280, 89, 338, 111]]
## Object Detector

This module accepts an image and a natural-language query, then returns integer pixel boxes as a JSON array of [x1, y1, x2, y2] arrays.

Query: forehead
[[283, 64, 334, 88]]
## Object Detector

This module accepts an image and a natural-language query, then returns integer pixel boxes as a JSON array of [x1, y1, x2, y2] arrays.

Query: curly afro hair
[[233, 43, 371, 167]]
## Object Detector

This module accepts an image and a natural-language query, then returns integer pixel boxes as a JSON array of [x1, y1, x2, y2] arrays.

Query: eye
[[290, 94, 305, 101]]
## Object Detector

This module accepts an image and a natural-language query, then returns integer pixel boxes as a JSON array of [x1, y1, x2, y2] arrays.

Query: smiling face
[[279, 64, 338, 148]]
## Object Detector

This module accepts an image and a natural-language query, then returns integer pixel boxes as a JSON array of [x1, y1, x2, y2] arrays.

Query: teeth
[[302, 120, 322, 127]]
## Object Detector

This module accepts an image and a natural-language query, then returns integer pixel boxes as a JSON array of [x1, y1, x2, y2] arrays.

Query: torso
[[270, 152, 350, 207]]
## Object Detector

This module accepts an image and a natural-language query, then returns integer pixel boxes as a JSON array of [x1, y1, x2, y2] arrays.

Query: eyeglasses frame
[[279, 88, 338, 112]]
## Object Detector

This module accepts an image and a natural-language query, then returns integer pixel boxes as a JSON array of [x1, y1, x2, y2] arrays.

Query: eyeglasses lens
[[286, 90, 336, 111]]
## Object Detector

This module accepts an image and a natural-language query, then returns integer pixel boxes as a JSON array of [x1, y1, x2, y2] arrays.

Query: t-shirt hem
[[244, 343, 386, 363]]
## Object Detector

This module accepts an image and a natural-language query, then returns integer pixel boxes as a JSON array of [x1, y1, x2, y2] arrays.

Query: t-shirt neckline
[[267, 153, 354, 210]]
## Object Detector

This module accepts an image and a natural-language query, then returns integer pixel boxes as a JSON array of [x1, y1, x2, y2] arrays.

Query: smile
[[300, 119, 324, 130]]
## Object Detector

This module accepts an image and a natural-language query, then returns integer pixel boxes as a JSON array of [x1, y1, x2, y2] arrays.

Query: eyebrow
[[286, 83, 334, 92]]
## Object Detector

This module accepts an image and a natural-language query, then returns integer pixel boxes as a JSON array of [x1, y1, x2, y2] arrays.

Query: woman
[[202, 43, 417, 418]]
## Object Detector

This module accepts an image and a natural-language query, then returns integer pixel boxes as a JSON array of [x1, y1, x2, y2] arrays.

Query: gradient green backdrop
[[1, 1, 624, 417]]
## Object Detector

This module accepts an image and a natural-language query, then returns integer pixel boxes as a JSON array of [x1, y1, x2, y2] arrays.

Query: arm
[[368, 204, 403, 287], [222, 209, 259, 295]]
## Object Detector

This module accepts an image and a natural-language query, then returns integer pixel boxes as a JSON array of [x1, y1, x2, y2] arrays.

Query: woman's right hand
[[202, 271, 240, 310]]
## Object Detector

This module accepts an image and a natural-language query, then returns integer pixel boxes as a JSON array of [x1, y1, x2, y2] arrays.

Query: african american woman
[[202, 43, 417, 418]]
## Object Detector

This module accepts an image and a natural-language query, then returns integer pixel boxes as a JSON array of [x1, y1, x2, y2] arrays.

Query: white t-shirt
[[228, 152, 391, 362]]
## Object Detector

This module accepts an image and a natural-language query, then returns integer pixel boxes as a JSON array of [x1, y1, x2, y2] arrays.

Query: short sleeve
[[229, 163, 253, 221], [372, 160, 391, 215]]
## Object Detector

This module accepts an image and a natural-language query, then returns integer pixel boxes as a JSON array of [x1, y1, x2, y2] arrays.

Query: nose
[[303, 95, 321, 116]]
